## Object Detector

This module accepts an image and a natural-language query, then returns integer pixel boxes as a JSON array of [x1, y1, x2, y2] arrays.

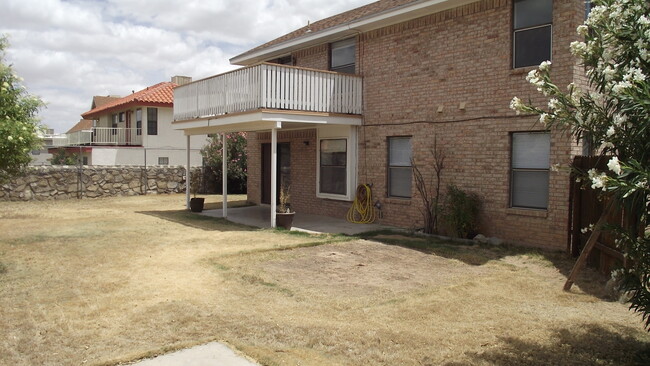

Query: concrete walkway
[[201, 205, 391, 235], [130, 342, 258, 366]]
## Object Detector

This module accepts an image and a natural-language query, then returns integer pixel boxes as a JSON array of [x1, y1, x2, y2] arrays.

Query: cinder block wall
[[247, 0, 586, 249]]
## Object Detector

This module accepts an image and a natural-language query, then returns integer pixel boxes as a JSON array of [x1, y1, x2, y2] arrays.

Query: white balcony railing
[[174, 63, 363, 121], [52, 128, 143, 147]]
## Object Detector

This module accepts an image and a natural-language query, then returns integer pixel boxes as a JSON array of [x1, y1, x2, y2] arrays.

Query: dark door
[[261, 143, 290, 204]]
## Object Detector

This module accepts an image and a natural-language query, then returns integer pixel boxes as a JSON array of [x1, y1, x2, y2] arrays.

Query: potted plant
[[275, 184, 295, 229], [189, 169, 205, 212]]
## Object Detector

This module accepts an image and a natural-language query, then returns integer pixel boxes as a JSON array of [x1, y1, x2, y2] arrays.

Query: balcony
[[173, 63, 363, 122], [52, 127, 143, 147]]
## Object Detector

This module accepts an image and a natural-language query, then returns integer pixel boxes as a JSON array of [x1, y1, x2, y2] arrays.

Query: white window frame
[[387, 136, 413, 198], [510, 131, 550, 209], [512, 0, 553, 69], [316, 126, 357, 201]]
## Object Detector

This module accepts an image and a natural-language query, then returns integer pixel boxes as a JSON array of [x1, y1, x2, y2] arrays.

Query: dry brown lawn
[[0, 194, 649, 366]]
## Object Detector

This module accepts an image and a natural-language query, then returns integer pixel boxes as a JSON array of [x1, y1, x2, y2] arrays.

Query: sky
[[0, 0, 374, 133]]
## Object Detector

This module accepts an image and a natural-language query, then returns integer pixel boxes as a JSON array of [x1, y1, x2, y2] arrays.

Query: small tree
[[511, 0, 650, 329], [50, 148, 78, 165], [0, 35, 45, 181], [201, 132, 247, 193], [412, 136, 445, 234]]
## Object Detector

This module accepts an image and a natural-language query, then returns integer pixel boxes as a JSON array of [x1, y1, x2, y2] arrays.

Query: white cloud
[[0, 0, 372, 132]]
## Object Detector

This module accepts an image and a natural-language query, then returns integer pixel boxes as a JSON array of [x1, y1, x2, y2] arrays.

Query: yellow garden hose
[[346, 184, 377, 224]]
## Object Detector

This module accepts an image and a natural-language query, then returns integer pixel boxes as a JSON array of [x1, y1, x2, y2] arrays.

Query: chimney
[[171, 76, 192, 85]]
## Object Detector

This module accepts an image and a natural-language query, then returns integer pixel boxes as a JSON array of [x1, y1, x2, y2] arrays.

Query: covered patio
[[173, 63, 363, 228], [200, 205, 390, 235]]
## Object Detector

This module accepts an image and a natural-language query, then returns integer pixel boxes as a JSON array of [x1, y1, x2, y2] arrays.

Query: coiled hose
[[346, 184, 377, 224]]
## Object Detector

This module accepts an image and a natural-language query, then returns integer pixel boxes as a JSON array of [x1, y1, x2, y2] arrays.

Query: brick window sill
[[385, 197, 411, 206], [506, 207, 548, 218]]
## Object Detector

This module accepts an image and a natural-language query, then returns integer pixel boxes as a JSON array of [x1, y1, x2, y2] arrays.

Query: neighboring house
[[173, 0, 588, 250], [30, 129, 61, 165], [52, 76, 205, 166]]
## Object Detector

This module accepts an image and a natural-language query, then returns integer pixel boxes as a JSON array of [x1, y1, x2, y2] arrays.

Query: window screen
[[511, 132, 550, 209], [320, 139, 347, 195], [330, 38, 355, 74], [513, 0, 552, 68], [388, 137, 412, 198]]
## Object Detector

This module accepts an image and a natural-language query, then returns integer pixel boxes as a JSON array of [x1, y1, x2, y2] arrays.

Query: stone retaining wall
[[0, 166, 192, 201]]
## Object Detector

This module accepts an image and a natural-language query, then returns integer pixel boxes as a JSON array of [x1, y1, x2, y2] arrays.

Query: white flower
[[612, 80, 632, 94], [7, 136, 12, 141], [539, 60, 552, 72], [606, 126, 616, 137], [607, 156, 622, 176], [640, 15, 650, 25], [570, 41, 587, 56], [613, 114, 627, 126], [539, 113, 550, 126], [510, 97, 524, 113], [602, 66, 616, 81], [577, 25, 589, 36], [591, 174, 608, 189], [550, 163, 560, 172], [599, 141, 615, 150], [548, 98, 559, 110]]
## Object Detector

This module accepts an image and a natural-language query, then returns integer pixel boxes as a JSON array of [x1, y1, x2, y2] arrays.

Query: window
[[513, 0, 552, 68], [119, 112, 125, 122], [136, 109, 142, 136], [330, 38, 355, 74], [320, 139, 347, 195], [111, 114, 118, 135], [147, 108, 158, 135], [158, 157, 169, 165], [388, 137, 412, 198], [511, 132, 550, 209], [272, 55, 293, 65]]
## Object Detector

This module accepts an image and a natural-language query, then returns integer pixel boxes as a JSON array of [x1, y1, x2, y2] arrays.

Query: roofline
[[230, 0, 473, 66], [81, 101, 172, 120]]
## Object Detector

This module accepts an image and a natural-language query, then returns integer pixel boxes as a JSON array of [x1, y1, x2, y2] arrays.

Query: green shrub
[[444, 185, 481, 239]]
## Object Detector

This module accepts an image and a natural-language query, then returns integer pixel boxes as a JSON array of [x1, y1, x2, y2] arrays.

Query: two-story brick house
[[173, 0, 588, 250]]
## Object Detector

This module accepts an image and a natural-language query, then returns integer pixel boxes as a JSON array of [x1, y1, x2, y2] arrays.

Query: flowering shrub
[[201, 132, 247, 194], [511, 0, 650, 329], [0, 35, 44, 181]]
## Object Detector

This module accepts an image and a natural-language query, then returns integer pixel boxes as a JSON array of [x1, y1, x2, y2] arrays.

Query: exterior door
[[261, 142, 290, 204]]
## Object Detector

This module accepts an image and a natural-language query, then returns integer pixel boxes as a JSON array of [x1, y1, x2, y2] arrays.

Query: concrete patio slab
[[130, 342, 258, 366], [200, 205, 391, 235]]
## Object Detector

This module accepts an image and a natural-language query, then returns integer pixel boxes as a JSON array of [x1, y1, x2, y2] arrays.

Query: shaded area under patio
[[200, 205, 391, 235]]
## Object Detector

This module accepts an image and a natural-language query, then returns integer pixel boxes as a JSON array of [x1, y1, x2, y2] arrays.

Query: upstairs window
[[330, 38, 355, 74], [513, 0, 552, 68], [511, 132, 550, 209], [388, 137, 412, 198], [147, 108, 158, 136], [319, 139, 347, 195]]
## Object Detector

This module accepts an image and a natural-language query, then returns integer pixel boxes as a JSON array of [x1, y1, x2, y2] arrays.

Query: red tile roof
[[82, 82, 177, 119], [240, 0, 420, 57], [66, 119, 93, 134]]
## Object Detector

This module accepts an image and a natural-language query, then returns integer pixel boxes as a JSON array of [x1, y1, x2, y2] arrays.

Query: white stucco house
[[51, 76, 206, 166]]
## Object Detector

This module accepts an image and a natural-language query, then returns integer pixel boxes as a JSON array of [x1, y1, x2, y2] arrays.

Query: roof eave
[[230, 0, 472, 66], [81, 101, 173, 120]]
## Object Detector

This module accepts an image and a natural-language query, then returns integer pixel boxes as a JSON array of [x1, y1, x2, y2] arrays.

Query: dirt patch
[[260, 240, 492, 297]]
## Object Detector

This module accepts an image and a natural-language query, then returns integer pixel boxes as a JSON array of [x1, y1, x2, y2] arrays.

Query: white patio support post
[[222, 133, 228, 218], [270, 126, 278, 228], [185, 135, 191, 210]]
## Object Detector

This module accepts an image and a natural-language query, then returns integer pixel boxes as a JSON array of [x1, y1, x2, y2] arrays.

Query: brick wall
[[247, 0, 585, 250]]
